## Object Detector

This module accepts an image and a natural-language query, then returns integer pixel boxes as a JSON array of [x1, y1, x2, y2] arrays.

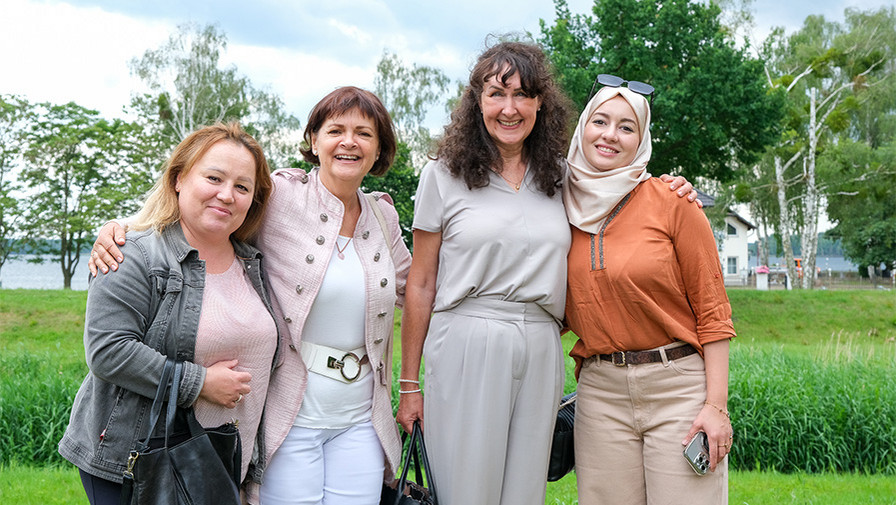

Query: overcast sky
[[2, 0, 892, 129]]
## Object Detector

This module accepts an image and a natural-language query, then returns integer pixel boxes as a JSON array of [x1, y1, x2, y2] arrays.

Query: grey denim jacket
[[58, 222, 279, 484]]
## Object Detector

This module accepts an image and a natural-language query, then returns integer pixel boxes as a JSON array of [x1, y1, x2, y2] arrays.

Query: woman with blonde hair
[[60, 123, 278, 505]]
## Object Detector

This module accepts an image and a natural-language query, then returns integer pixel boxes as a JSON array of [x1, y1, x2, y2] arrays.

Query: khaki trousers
[[575, 348, 728, 505], [422, 297, 564, 505]]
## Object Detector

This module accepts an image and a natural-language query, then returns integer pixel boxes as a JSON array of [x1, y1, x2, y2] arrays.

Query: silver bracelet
[[398, 379, 420, 384], [398, 388, 422, 394]]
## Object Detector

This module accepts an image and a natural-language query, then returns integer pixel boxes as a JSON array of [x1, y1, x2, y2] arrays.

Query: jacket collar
[[160, 221, 264, 263]]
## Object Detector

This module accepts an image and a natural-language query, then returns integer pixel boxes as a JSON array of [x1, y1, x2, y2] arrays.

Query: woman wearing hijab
[[563, 81, 735, 505]]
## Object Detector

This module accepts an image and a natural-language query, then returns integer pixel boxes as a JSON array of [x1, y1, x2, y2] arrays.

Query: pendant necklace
[[496, 166, 525, 192], [336, 237, 352, 260]]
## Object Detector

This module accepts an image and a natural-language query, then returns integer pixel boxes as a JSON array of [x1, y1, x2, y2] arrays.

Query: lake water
[[0, 253, 862, 291], [0, 254, 92, 290]]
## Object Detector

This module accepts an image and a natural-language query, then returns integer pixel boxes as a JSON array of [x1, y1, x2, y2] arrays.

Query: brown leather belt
[[598, 344, 698, 366]]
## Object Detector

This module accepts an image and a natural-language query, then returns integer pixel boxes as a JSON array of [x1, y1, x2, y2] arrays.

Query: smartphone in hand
[[683, 431, 710, 475]]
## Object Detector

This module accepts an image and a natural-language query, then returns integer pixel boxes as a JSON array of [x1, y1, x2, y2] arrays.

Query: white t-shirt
[[294, 235, 372, 428]]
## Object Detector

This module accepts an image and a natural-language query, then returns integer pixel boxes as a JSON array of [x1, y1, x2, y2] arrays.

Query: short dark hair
[[300, 86, 397, 176], [437, 41, 573, 196]]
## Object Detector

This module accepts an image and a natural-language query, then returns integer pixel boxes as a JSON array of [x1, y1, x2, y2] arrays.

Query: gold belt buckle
[[327, 352, 362, 382]]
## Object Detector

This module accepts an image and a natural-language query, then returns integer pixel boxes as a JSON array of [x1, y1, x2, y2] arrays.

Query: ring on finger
[[235, 393, 243, 404]]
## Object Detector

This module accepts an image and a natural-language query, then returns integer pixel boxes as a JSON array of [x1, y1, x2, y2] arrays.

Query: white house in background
[[696, 192, 757, 286]]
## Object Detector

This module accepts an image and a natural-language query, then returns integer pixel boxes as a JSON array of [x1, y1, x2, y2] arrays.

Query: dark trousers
[[79, 469, 122, 505]]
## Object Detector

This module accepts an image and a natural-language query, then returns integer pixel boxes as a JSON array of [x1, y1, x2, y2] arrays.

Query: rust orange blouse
[[565, 178, 735, 375]]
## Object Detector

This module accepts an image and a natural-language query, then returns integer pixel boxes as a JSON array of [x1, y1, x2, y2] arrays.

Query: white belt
[[301, 341, 371, 384]]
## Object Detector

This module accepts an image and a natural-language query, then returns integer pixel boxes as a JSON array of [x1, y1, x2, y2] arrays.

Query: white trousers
[[259, 421, 385, 505], [423, 297, 564, 505]]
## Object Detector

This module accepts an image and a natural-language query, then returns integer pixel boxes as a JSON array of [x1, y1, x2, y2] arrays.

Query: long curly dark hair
[[437, 41, 572, 197]]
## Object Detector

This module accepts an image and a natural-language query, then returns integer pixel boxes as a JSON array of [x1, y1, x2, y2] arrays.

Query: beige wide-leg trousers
[[422, 297, 564, 505], [575, 348, 728, 505]]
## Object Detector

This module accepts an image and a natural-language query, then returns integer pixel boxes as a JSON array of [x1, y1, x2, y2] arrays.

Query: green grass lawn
[[2, 465, 894, 505], [2, 288, 896, 503]]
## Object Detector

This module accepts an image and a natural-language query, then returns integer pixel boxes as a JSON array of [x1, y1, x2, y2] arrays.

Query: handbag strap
[[163, 361, 184, 445], [364, 193, 394, 259], [393, 421, 438, 505], [138, 358, 176, 445], [414, 422, 438, 504]]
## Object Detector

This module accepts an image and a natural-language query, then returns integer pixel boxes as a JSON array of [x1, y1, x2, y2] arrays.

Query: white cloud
[[0, 0, 172, 118], [2, 0, 892, 128]]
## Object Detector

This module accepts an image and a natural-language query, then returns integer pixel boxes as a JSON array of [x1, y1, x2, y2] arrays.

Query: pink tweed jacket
[[247, 167, 411, 502]]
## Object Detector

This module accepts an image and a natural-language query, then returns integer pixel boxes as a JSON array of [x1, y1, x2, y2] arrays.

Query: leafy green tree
[[760, 6, 895, 287], [0, 95, 31, 282], [825, 139, 896, 275], [129, 23, 301, 167], [19, 103, 137, 289], [539, 0, 784, 182], [361, 143, 418, 249], [374, 50, 450, 168]]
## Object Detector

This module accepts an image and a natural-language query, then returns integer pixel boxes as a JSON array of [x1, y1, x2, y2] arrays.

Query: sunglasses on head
[[589, 74, 655, 104]]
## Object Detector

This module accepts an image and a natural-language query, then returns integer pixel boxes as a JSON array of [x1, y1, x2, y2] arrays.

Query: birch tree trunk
[[800, 88, 821, 289], [775, 154, 798, 288]]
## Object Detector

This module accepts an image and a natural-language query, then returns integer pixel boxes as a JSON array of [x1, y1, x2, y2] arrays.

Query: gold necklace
[[497, 169, 524, 191]]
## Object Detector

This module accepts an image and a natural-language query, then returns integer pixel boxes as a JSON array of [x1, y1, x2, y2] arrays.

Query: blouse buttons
[[289, 344, 297, 350], [284, 316, 293, 323], [362, 231, 370, 239], [296, 285, 304, 294], [320, 213, 328, 222], [377, 312, 388, 318], [316, 235, 325, 245], [374, 252, 381, 262], [380, 278, 388, 287], [374, 338, 384, 344], [299, 173, 309, 183], [306, 255, 314, 264]]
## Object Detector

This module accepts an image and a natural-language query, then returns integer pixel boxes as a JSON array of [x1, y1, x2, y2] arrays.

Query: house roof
[[696, 189, 715, 208], [727, 210, 756, 230], [695, 188, 756, 230]]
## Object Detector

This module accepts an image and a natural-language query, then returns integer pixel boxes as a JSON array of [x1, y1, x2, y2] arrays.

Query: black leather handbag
[[381, 421, 439, 505], [547, 392, 577, 482], [120, 359, 242, 505]]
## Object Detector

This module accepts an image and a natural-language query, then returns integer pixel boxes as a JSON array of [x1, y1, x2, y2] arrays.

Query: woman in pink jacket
[[90, 86, 411, 505]]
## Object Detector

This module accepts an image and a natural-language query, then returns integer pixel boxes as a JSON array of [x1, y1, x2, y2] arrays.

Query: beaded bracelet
[[705, 401, 730, 419], [398, 379, 420, 385], [398, 389, 422, 394]]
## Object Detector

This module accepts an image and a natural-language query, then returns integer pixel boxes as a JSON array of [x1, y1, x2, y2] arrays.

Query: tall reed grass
[[729, 339, 896, 474], [0, 351, 84, 466], [4, 340, 894, 474]]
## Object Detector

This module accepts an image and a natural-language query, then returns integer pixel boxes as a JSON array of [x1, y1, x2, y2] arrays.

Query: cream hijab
[[563, 86, 652, 234]]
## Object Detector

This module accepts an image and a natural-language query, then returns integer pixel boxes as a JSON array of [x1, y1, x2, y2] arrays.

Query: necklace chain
[[496, 169, 524, 191], [336, 237, 352, 260]]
